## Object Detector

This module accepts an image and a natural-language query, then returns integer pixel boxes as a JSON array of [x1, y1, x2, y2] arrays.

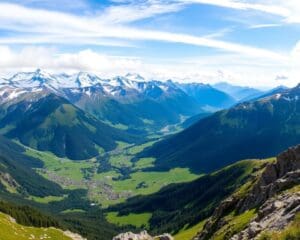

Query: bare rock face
[[63, 230, 87, 240], [231, 192, 300, 240], [155, 233, 174, 240], [112, 231, 173, 240], [237, 145, 300, 213], [195, 144, 300, 240], [113, 231, 152, 240]]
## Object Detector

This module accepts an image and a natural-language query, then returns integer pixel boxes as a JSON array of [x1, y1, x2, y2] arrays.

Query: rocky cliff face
[[195, 144, 300, 240], [231, 192, 300, 239], [112, 230, 173, 240], [237, 145, 300, 213]]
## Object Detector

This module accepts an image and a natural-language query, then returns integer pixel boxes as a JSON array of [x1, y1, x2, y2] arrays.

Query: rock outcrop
[[194, 144, 300, 240], [112, 230, 173, 240], [237, 145, 300, 212], [231, 192, 300, 239], [63, 230, 87, 240]]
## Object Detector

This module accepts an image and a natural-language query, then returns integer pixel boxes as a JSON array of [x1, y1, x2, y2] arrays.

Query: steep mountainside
[[181, 112, 212, 128], [0, 136, 64, 197], [141, 84, 300, 173], [0, 93, 140, 160]]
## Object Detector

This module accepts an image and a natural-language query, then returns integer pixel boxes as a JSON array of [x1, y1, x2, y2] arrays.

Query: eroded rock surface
[[231, 192, 300, 239], [112, 231, 173, 240]]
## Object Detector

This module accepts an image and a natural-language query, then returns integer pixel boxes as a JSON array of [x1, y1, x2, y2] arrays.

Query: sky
[[0, 0, 299, 88]]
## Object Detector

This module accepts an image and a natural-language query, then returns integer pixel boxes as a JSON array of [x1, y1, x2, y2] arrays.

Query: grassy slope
[[0, 212, 72, 240], [213, 209, 257, 240], [174, 219, 206, 240]]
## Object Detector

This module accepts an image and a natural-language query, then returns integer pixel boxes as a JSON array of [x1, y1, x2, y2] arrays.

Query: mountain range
[[0, 69, 241, 159], [0, 70, 253, 134]]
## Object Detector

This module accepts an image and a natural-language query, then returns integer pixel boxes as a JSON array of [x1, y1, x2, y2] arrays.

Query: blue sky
[[0, 0, 299, 87]]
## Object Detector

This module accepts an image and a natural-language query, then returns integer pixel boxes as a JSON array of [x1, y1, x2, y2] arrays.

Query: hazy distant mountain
[[213, 82, 264, 101], [177, 82, 235, 108]]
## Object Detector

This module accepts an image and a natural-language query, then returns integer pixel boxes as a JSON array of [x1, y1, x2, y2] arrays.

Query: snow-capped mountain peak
[[125, 73, 145, 82], [0, 70, 196, 101], [75, 72, 107, 88], [6, 69, 57, 88]]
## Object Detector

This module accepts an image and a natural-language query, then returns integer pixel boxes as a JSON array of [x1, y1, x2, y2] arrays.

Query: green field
[[26, 148, 97, 181], [106, 212, 152, 228], [0, 212, 73, 240], [112, 168, 199, 195], [61, 209, 86, 214], [134, 157, 155, 170], [28, 195, 67, 204]]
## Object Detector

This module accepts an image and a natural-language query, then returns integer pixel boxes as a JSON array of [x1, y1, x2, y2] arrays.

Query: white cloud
[[0, 0, 89, 11], [0, 3, 286, 60], [249, 23, 282, 29], [0, 46, 142, 76], [289, 41, 300, 84]]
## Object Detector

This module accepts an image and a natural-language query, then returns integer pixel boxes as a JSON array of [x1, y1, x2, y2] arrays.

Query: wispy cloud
[[249, 23, 282, 29], [0, 2, 286, 60], [0, 0, 90, 11], [179, 0, 290, 17], [179, 0, 300, 24], [99, 0, 183, 24]]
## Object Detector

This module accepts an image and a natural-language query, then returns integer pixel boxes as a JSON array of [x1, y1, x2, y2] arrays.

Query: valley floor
[[22, 140, 200, 209]]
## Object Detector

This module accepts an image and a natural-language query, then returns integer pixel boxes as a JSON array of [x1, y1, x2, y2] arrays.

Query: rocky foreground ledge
[[113, 230, 173, 240]]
